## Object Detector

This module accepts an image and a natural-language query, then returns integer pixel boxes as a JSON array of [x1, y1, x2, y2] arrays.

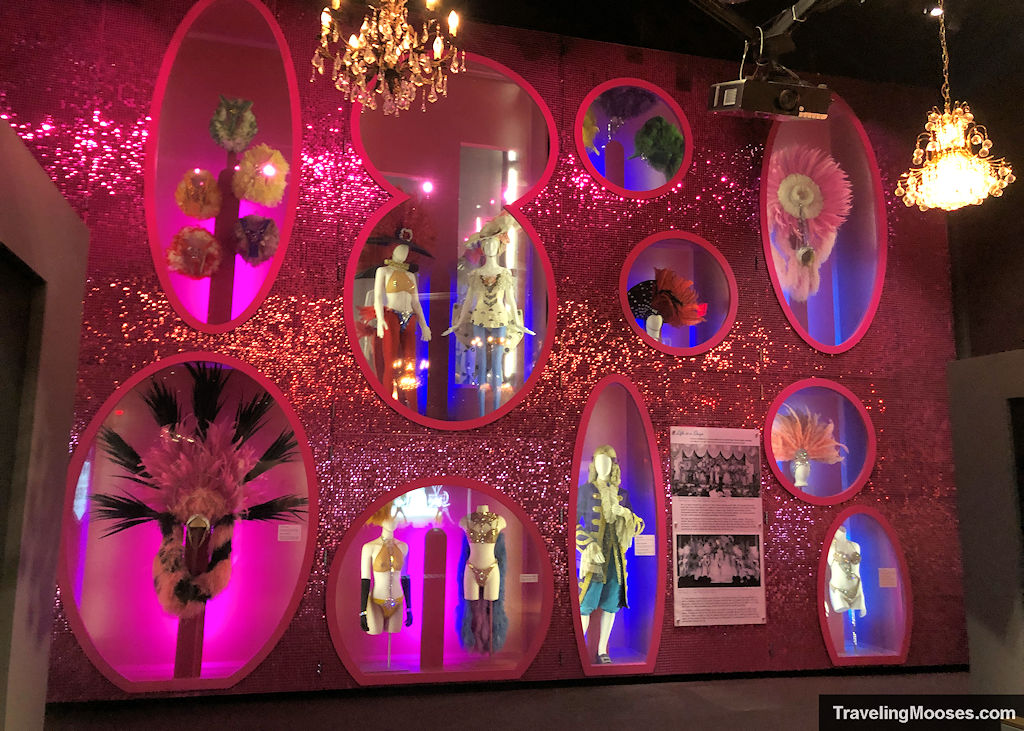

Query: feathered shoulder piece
[[771, 404, 847, 465]]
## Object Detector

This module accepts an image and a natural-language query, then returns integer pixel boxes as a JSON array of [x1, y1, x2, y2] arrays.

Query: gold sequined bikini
[[829, 548, 862, 602], [466, 511, 500, 588], [371, 539, 405, 619]]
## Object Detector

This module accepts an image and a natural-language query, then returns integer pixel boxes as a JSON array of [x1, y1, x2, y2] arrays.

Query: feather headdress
[[770, 404, 848, 466], [92, 363, 307, 617], [766, 145, 852, 302], [626, 267, 708, 328]]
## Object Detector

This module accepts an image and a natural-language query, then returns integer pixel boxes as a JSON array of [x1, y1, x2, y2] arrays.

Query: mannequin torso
[[360, 523, 410, 634], [459, 506, 506, 601]]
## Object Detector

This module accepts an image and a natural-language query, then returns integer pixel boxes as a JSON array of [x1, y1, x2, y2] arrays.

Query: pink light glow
[[421, 180, 434, 194], [262, 163, 277, 177]]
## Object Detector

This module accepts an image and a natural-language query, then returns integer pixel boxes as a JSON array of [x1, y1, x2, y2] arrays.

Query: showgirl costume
[[827, 530, 866, 616], [380, 258, 419, 394], [576, 480, 644, 615], [456, 513, 508, 653], [371, 539, 405, 620], [460, 269, 522, 414]]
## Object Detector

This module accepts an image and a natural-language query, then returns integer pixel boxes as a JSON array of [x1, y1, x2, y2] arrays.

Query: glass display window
[[327, 477, 553, 685], [765, 378, 876, 505], [760, 95, 887, 353], [346, 54, 558, 429], [574, 78, 693, 198], [59, 353, 318, 691], [619, 231, 738, 355], [569, 376, 665, 675], [146, 0, 301, 333], [818, 507, 912, 665]]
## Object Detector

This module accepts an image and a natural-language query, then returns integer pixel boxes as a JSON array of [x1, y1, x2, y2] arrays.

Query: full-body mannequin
[[374, 243, 430, 401], [576, 446, 644, 663], [359, 514, 413, 635], [443, 237, 531, 416], [459, 505, 507, 602]]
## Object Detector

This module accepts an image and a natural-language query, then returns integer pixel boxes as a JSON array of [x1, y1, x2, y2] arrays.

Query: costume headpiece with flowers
[[766, 145, 852, 302], [464, 210, 518, 256], [91, 363, 307, 618], [627, 267, 708, 328], [167, 226, 221, 279], [770, 404, 848, 471]]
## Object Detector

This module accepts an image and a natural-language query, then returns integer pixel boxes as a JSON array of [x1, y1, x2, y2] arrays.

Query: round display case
[[569, 375, 665, 675], [327, 476, 553, 685], [575, 78, 693, 198], [58, 352, 318, 691], [765, 378, 876, 505], [760, 95, 886, 353], [346, 54, 558, 429], [619, 231, 738, 355], [146, 0, 301, 333], [818, 506, 912, 665]]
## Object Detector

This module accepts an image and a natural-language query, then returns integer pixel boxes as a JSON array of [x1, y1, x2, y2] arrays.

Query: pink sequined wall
[[0, 0, 964, 701]]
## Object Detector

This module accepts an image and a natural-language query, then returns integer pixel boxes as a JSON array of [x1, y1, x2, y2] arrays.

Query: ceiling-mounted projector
[[708, 77, 832, 120], [690, 0, 851, 121]]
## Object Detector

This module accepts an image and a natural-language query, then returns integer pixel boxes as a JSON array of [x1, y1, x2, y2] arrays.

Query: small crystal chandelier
[[311, 0, 465, 117], [896, 0, 1014, 211]]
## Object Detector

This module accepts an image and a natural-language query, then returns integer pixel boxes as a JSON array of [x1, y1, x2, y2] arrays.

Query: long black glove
[[360, 578, 371, 632], [401, 575, 413, 627]]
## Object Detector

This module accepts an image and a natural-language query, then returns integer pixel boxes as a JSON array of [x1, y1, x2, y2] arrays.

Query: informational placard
[[670, 426, 766, 626]]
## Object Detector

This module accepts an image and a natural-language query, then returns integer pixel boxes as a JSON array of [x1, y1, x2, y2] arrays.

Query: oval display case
[[619, 231, 738, 355], [58, 352, 318, 691], [327, 476, 553, 685], [346, 53, 558, 430], [765, 378, 876, 505], [569, 375, 665, 675], [146, 0, 301, 333], [760, 95, 886, 353], [818, 506, 912, 665], [575, 78, 693, 198]]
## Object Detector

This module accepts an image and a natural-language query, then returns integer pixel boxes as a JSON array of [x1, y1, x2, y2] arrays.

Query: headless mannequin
[[359, 516, 412, 635], [374, 243, 430, 402], [792, 456, 810, 488], [579, 453, 626, 659], [459, 505, 507, 601], [826, 525, 866, 617], [644, 313, 663, 342], [443, 237, 532, 416]]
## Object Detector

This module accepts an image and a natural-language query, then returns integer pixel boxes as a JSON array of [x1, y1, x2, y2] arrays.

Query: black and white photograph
[[671, 426, 766, 626], [675, 534, 761, 588], [669, 444, 760, 498]]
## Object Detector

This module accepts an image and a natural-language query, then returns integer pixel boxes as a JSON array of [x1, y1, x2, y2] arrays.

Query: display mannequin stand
[[208, 151, 240, 323], [420, 521, 447, 669], [173, 515, 210, 678]]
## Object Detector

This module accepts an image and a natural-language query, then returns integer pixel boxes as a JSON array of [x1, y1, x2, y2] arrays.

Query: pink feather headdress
[[766, 145, 852, 302], [771, 404, 848, 465]]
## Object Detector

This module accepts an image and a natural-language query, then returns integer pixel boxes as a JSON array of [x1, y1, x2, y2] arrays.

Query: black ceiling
[[461, 0, 1024, 97]]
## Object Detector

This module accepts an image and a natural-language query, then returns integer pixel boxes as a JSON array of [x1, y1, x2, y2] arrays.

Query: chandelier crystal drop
[[895, 0, 1014, 211], [311, 0, 465, 117]]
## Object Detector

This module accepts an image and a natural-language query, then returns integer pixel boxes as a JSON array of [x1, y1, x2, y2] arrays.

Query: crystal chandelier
[[311, 0, 465, 116], [896, 0, 1014, 211]]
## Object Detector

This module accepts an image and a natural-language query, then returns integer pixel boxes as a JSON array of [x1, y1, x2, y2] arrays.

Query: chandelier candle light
[[896, 0, 1014, 211], [312, 0, 465, 116]]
